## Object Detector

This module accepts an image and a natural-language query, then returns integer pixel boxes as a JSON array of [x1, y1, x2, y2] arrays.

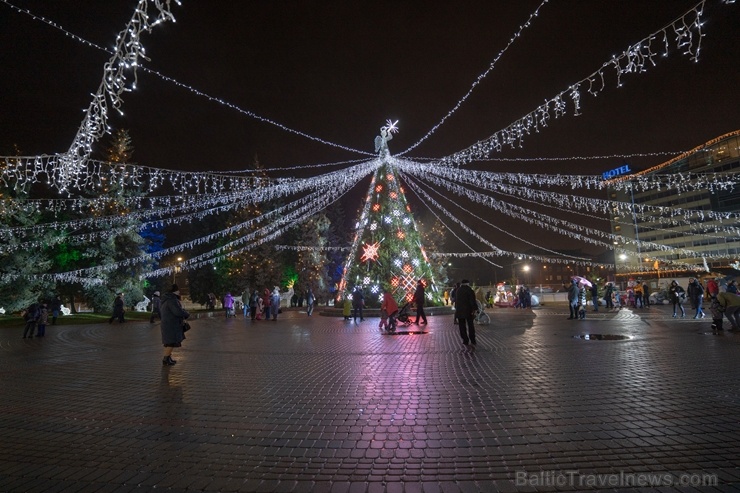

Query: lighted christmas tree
[[339, 121, 439, 307]]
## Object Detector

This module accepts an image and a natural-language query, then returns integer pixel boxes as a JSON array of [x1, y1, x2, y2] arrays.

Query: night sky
[[2, 1, 739, 279]]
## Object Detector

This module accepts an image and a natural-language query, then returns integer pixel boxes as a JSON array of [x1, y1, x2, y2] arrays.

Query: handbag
[[182, 321, 191, 332]]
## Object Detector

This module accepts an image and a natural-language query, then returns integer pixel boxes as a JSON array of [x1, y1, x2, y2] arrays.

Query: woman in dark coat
[[668, 280, 686, 318], [160, 284, 190, 366], [109, 293, 125, 324]]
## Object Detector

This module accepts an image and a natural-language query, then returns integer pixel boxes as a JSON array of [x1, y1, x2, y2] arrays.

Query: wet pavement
[[1, 304, 739, 492]]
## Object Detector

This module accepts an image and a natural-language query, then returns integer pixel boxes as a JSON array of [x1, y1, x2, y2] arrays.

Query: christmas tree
[[339, 122, 439, 307]]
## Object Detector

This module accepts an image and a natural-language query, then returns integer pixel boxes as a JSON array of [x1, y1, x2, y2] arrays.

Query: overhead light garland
[[12, 161, 375, 284], [410, 162, 740, 233], [0, 0, 373, 162], [403, 171, 594, 261], [61, 0, 181, 183], [399, 0, 551, 155], [398, 159, 739, 260], [440, 0, 715, 167]]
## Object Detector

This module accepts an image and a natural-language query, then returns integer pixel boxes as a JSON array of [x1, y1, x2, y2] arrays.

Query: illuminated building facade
[[608, 130, 740, 281]]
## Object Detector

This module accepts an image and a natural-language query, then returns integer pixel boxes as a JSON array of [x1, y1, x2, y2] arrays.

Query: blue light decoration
[[602, 164, 632, 180]]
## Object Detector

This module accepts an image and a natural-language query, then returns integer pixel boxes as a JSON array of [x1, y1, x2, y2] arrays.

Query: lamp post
[[173, 256, 183, 285]]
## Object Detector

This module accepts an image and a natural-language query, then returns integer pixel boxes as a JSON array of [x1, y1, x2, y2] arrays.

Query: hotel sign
[[602, 164, 632, 180]]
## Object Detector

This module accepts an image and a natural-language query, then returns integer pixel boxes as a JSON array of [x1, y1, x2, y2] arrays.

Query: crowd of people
[[16, 274, 740, 366]]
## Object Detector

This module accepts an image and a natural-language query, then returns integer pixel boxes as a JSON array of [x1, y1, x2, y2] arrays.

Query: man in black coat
[[413, 280, 427, 325], [455, 279, 477, 346]]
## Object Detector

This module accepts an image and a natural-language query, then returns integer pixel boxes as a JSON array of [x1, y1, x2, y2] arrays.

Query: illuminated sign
[[602, 164, 632, 180]]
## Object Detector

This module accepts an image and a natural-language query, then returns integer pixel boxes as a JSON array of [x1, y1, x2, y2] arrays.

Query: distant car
[[531, 287, 554, 293]]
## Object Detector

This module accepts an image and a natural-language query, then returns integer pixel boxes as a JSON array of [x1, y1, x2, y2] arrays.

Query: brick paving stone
[[1, 307, 740, 491]]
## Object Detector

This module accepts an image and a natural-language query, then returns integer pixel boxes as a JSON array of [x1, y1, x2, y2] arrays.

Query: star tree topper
[[374, 119, 399, 155]]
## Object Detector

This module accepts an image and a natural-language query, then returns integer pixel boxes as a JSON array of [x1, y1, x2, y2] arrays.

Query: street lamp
[[173, 256, 184, 284]]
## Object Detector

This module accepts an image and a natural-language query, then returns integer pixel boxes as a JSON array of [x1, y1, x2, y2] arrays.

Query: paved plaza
[[1, 304, 739, 492]]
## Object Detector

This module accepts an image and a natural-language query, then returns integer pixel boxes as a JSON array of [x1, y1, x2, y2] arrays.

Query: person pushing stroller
[[380, 292, 399, 332]]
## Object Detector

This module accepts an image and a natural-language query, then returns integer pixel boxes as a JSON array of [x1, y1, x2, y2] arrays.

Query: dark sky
[[2, 1, 739, 279]]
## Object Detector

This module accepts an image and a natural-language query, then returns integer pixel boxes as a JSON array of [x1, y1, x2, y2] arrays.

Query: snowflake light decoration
[[361, 242, 380, 263]]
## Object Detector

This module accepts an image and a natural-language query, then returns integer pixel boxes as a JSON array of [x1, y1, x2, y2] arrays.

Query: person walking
[[590, 283, 599, 312], [242, 288, 251, 319], [50, 296, 62, 325], [642, 282, 651, 309], [262, 288, 272, 320], [455, 279, 477, 347], [22, 302, 40, 338], [109, 293, 125, 324], [150, 291, 161, 323], [160, 284, 190, 366], [707, 277, 720, 299], [342, 295, 352, 320], [249, 290, 259, 320], [306, 287, 315, 316], [687, 278, 705, 319], [578, 283, 587, 320], [380, 291, 399, 331], [413, 280, 427, 325], [352, 286, 364, 322], [223, 292, 235, 318], [604, 282, 614, 311], [668, 280, 686, 318], [36, 303, 49, 337], [567, 279, 579, 320], [634, 282, 644, 309], [717, 291, 740, 330], [270, 287, 281, 320]]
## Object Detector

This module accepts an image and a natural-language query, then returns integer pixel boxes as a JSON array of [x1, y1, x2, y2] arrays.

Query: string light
[[61, 0, 181, 181], [397, 158, 738, 263], [440, 1, 712, 167], [399, 0, 551, 155], [404, 171, 594, 261], [404, 161, 740, 233], [0, 0, 372, 161]]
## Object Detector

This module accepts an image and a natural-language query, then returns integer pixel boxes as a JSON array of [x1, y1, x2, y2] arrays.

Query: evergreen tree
[[0, 165, 56, 311], [295, 214, 330, 301], [80, 129, 153, 312], [188, 155, 284, 299], [418, 218, 450, 284], [341, 163, 438, 307], [325, 199, 351, 301]]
